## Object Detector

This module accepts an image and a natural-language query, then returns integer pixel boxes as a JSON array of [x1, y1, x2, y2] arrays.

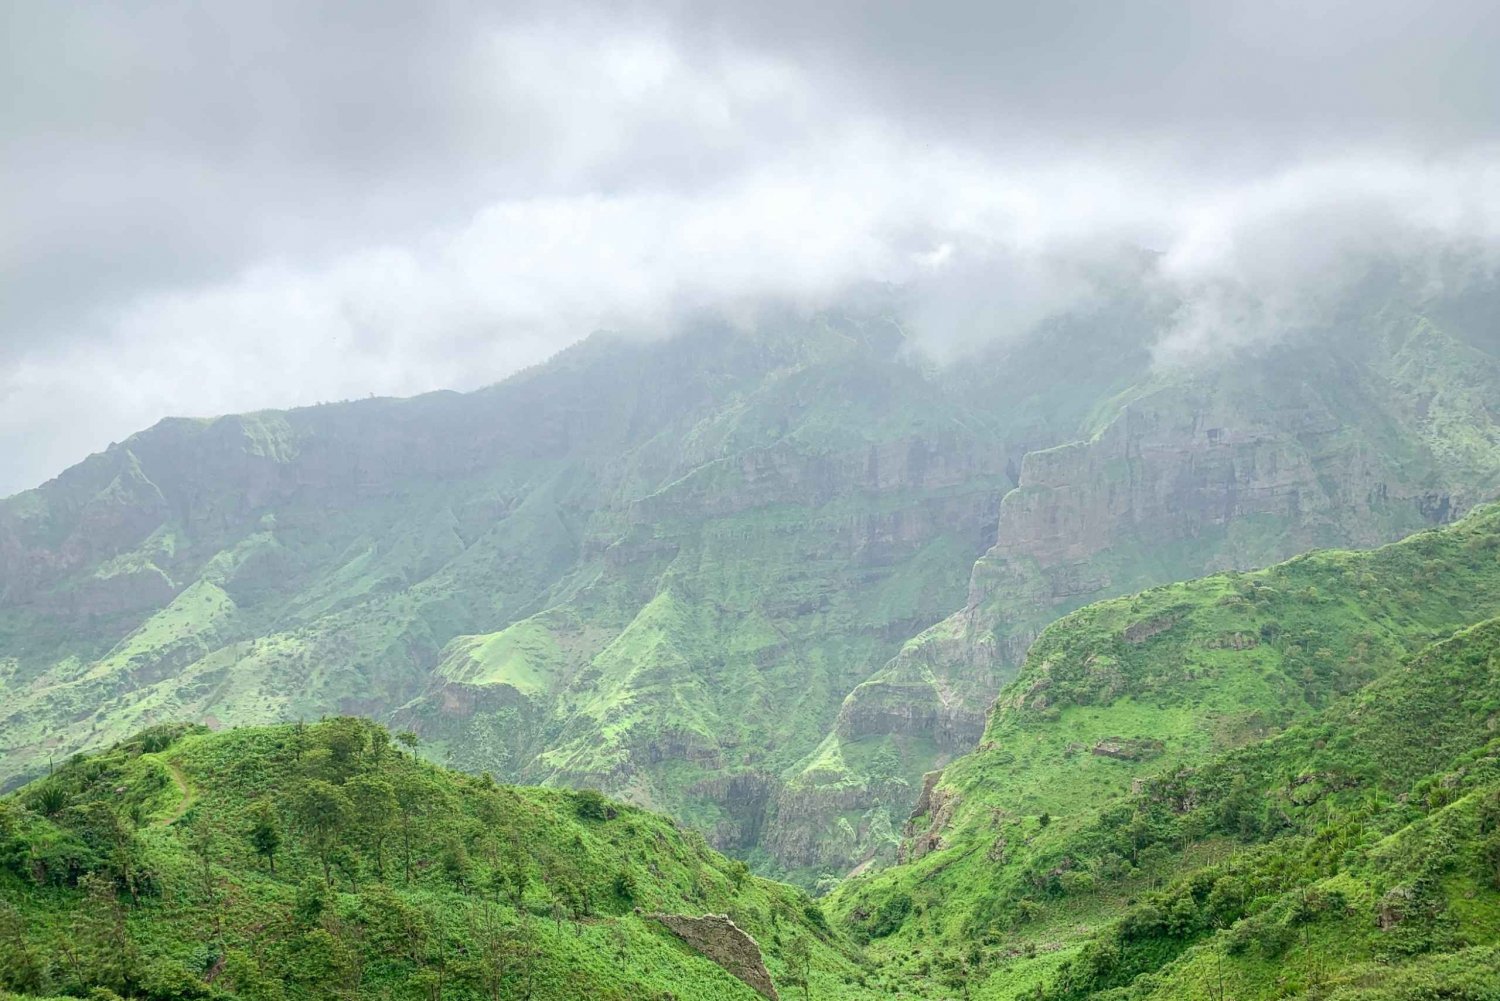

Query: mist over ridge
[[6, 1, 1500, 495]]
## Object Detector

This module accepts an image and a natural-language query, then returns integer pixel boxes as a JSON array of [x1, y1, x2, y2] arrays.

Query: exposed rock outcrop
[[779, 319, 1500, 877], [1090, 737, 1165, 762], [648, 913, 779, 1000], [899, 770, 958, 864]]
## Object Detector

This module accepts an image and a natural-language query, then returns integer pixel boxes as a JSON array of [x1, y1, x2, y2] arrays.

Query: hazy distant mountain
[[3, 277, 1498, 886]]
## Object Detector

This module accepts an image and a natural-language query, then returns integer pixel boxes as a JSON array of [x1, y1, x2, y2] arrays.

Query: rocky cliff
[[770, 305, 1500, 876], [649, 913, 780, 1000], [2, 292, 1497, 887]]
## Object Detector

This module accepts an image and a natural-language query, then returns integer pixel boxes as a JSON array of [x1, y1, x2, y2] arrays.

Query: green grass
[[0, 719, 893, 1001], [825, 503, 1500, 999]]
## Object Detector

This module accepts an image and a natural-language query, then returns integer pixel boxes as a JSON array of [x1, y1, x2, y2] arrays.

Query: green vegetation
[[2, 290, 1500, 996], [827, 503, 1500, 999], [12, 506, 1491, 1000], [3, 287, 1500, 889], [0, 718, 892, 1000]]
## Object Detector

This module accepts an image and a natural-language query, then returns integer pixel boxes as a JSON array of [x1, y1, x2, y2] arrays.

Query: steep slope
[[828, 503, 1500, 998], [3, 282, 1500, 884], [779, 300, 1500, 877], [0, 297, 1150, 880], [0, 717, 892, 1000]]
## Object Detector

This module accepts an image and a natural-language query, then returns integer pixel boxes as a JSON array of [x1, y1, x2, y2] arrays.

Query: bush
[[866, 893, 913, 938], [613, 868, 638, 902], [574, 789, 616, 821], [803, 901, 830, 933], [1059, 869, 1097, 895]]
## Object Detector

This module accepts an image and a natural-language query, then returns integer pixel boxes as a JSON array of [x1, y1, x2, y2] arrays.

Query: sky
[[4, 1, 1500, 496]]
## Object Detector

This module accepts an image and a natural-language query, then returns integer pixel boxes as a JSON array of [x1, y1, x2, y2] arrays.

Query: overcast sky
[[4, 1, 1500, 496]]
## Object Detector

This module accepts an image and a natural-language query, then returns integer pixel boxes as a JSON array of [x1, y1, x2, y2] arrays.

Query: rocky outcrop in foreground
[[648, 912, 779, 1000]]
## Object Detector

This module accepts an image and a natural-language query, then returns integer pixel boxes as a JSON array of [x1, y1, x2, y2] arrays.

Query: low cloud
[[6, 3, 1500, 495], [9, 144, 1500, 494], [1152, 154, 1500, 364]]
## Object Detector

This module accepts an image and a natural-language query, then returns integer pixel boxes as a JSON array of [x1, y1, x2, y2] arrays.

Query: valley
[[4, 286, 1499, 890]]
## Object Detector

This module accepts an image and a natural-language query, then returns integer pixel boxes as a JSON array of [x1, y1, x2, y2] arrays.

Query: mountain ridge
[[3, 285, 1499, 885]]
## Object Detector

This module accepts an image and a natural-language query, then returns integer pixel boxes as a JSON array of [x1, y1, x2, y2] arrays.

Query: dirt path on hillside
[[160, 759, 193, 825]]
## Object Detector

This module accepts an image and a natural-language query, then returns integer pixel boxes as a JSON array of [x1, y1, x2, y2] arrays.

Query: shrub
[[574, 789, 616, 821], [867, 893, 913, 938]]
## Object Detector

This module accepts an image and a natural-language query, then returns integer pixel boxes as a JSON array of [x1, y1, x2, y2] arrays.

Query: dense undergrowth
[[0, 718, 899, 1000], [828, 504, 1500, 999]]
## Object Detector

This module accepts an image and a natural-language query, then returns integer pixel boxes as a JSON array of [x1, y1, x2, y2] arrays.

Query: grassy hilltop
[[0, 717, 895, 1001]]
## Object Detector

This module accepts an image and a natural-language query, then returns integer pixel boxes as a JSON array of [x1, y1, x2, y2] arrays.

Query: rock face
[[899, 770, 957, 863], [648, 913, 779, 1000], [3, 290, 1500, 881], [771, 306, 1500, 875], [1090, 737, 1165, 762]]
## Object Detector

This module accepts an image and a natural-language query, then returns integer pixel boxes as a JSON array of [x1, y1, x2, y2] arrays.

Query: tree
[[189, 816, 225, 946], [0, 900, 47, 992], [784, 934, 812, 1001], [291, 780, 352, 885], [64, 873, 140, 996], [573, 788, 615, 821], [293, 878, 329, 929], [466, 899, 511, 1001], [1482, 831, 1500, 890], [368, 726, 391, 764], [249, 801, 282, 874], [613, 868, 638, 903], [347, 775, 398, 881], [498, 836, 531, 907], [393, 772, 439, 885], [222, 948, 288, 1001], [76, 802, 142, 903], [318, 718, 368, 779], [442, 835, 472, 892]]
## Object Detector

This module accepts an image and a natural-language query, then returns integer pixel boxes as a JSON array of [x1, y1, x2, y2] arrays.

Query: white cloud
[[10, 143, 1500, 494], [8, 7, 1500, 496], [1152, 153, 1500, 364]]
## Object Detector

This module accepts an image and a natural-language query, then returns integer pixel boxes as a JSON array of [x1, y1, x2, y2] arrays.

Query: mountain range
[[4, 274, 1500, 891], [3, 268, 1500, 997]]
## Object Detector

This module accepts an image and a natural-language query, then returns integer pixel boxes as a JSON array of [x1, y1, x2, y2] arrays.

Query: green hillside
[[827, 504, 1500, 998], [3, 286, 1499, 885], [7, 513, 1498, 1001], [0, 717, 890, 1000], [797, 305, 1500, 877]]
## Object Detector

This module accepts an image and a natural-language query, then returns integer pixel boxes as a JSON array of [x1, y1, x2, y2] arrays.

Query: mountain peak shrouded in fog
[[5, 0, 1500, 495], [8, 7, 1500, 999]]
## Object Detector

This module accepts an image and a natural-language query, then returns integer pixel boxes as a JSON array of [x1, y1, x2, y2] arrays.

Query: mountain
[[0, 717, 875, 1000], [789, 299, 1500, 877], [5, 516, 1497, 1000], [3, 275, 1500, 884], [826, 502, 1500, 999]]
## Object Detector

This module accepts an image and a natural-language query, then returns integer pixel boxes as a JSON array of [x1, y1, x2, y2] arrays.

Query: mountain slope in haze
[[0, 302, 1059, 874], [3, 276, 1500, 883], [785, 297, 1500, 877], [0, 717, 890, 1000], [827, 502, 1500, 999]]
